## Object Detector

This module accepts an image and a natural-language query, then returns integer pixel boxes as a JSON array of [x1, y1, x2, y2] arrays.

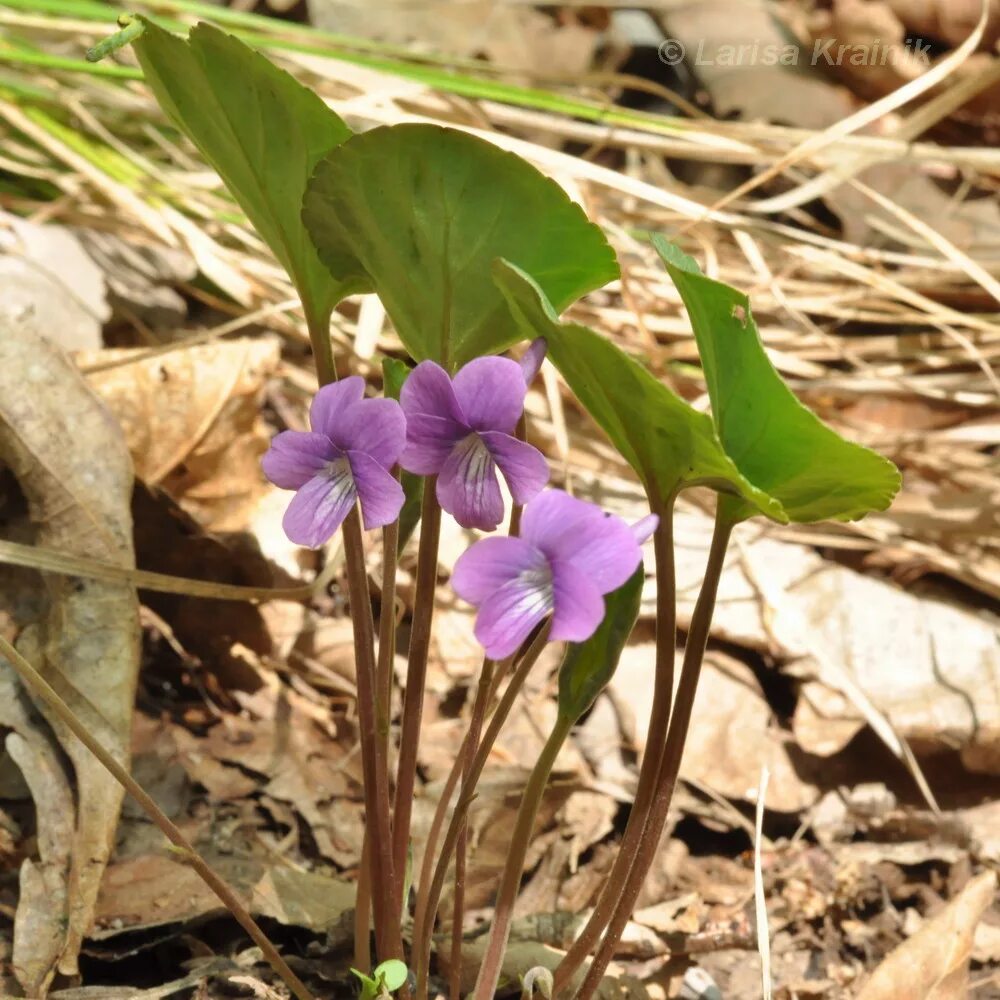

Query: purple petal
[[309, 376, 366, 438], [452, 356, 526, 433], [549, 562, 606, 643], [262, 431, 338, 490], [473, 576, 552, 660], [564, 516, 643, 594], [480, 431, 549, 505], [436, 436, 505, 531], [400, 414, 467, 475], [520, 490, 605, 554], [518, 338, 547, 385], [631, 514, 659, 545], [349, 450, 405, 530], [400, 361, 466, 424], [282, 464, 356, 548], [334, 397, 406, 469], [452, 536, 546, 605], [521, 490, 642, 594]]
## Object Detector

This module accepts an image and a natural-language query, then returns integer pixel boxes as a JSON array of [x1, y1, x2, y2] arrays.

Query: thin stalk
[[0, 634, 317, 1000], [448, 486, 524, 998], [392, 484, 442, 914], [355, 485, 399, 973], [306, 313, 401, 963], [447, 658, 495, 1000], [376, 511, 400, 753], [573, 508, 735, 1000], [472, 714, 573, 1000], [551, 496, 676, 995], [412, 652, 513, 964], [342, 507, 403, 962], [413, 623, 551, 1000], [354, 832, 372, 973]]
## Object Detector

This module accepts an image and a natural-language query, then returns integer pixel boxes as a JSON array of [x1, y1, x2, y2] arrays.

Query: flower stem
[[447, 658, 495, 1000], [472, 713, 573, 1000], [551, 496, 676, 996], [392, 483, 442, 914], [305, 314, 401, 962], [413, 623, 551, 1000], [356, 495, 400, 972], [572, 506, 734, 1000], [377, 498, 400, 752], [354, 831, 372, 973], [342, 506, 403, 962], [448, 487, 524, 998], [0, 634, 317, 1000]]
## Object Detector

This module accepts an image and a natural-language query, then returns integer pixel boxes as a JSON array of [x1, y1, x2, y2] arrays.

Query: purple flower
[[262, 376, 405, 548], [452, 490, 658, 659], [399, 356, 549, 531]]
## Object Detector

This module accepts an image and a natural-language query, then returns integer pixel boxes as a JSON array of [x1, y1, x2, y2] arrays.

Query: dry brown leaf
[[94, 853, 354, 936], [82, 337, 281, 531], [661, 1, 852, 128], [0, 210, 109, 353], [0, 322, 139, 992], [855, 870, 997, 1000], [610, 646, 816, 812]]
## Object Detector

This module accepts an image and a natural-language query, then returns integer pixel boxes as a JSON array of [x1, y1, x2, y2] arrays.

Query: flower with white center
[[262, 376, 405, 548]]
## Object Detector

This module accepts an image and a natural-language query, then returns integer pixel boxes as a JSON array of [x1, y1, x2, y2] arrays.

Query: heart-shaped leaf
[[494, 260, 785, 519], [557, 567, 644, 724], [653, 237, 901, 523], [303, 123, 619, 368], [131, 19, 352, 334]]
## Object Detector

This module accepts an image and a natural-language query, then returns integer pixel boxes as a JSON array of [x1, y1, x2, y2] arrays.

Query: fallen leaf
[[855, 870, 996, 999], [0, 321, 139, 990], [0, 211, 109, 352], [94, 853, 354, 936], [660, 1, 852, 128], [75, 228, 196, 330], [82, 337, 281, 531], [611, 647, 816, 812]]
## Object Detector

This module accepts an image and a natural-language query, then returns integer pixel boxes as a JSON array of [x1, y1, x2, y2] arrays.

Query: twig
[[0, 633, 317, 1000]]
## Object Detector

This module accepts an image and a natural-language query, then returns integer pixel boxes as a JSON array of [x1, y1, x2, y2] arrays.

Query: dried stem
[[552, 496, 676, 995], [472, 713, 573, 1000], [392, 484, 442, 913], [413, 622, 551, 1000], [0, 633, 317, 1000], [573, 506, 734, 1000]]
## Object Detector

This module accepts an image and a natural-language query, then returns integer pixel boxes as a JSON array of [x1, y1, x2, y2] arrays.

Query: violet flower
[[452, 490, 658, 659], [262, 376, 405, 548], [399, 355, 549, 531]]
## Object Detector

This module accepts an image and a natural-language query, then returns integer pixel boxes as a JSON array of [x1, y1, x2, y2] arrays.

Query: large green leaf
[[653, 237, 901, 523], [494, 260, 785, 519], [131, 19, 352, 333], [302, 123, 619, 368], [557, 567, 644, 724]]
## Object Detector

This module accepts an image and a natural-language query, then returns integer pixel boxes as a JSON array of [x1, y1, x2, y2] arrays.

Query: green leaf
[[350, 968, 378, 1000], [375, 959, 409, 994], [131, 19, 352, 334], [653, 237, 901, 523], [493, 260, 785, 519], [557, 567, 644, 724], [303, 123, 619, 367], [381, 358, 424, 553]]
